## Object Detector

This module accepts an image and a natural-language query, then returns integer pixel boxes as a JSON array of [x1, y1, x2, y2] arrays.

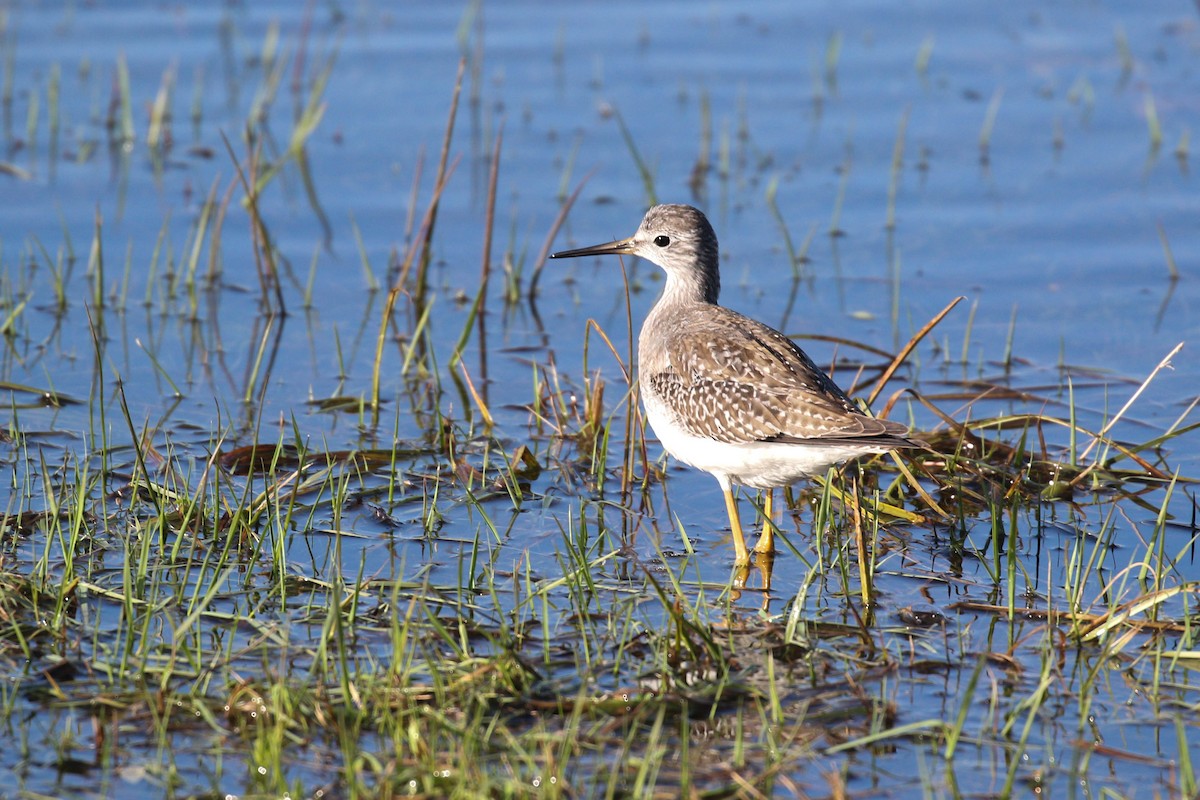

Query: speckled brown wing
[[645, 307, 910, 446]]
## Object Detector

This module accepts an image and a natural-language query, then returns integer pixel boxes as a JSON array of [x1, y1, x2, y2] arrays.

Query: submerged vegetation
[[1, 3, 1198, 799]]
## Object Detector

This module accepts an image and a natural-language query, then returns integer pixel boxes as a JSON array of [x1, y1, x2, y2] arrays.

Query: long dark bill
[[549, 238, 636, 259]]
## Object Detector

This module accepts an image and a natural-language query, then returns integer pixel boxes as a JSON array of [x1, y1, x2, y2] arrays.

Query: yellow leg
[[731, 562, 750, 594], [756, 556, 774, 610], [754, 489, 776, 556], [730, 558, 774, 606], [722, 485, 749, 564]]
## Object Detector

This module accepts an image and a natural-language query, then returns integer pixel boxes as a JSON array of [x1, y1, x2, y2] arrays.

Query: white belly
[[643, 393, 888, 490]]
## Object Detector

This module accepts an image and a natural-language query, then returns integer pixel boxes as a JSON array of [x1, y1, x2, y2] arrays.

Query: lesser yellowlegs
[[551, 204, 918, 565]]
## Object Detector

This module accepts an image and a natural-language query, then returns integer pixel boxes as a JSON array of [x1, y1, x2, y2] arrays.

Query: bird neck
[[660, 262, 720, 307]]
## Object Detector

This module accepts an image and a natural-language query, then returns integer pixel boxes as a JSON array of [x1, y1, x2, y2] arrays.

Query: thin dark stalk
[[220, 130, 285, 315], [529, 168, 595, 298], [416, 58, 466, 302], [480, 123, 503, 295]]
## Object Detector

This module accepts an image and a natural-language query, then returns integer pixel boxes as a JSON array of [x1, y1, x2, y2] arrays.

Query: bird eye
[[653, 235, 670, 247]]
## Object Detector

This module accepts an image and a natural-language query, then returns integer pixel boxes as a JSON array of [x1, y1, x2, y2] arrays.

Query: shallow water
[[2, 1, 1198, 797]]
